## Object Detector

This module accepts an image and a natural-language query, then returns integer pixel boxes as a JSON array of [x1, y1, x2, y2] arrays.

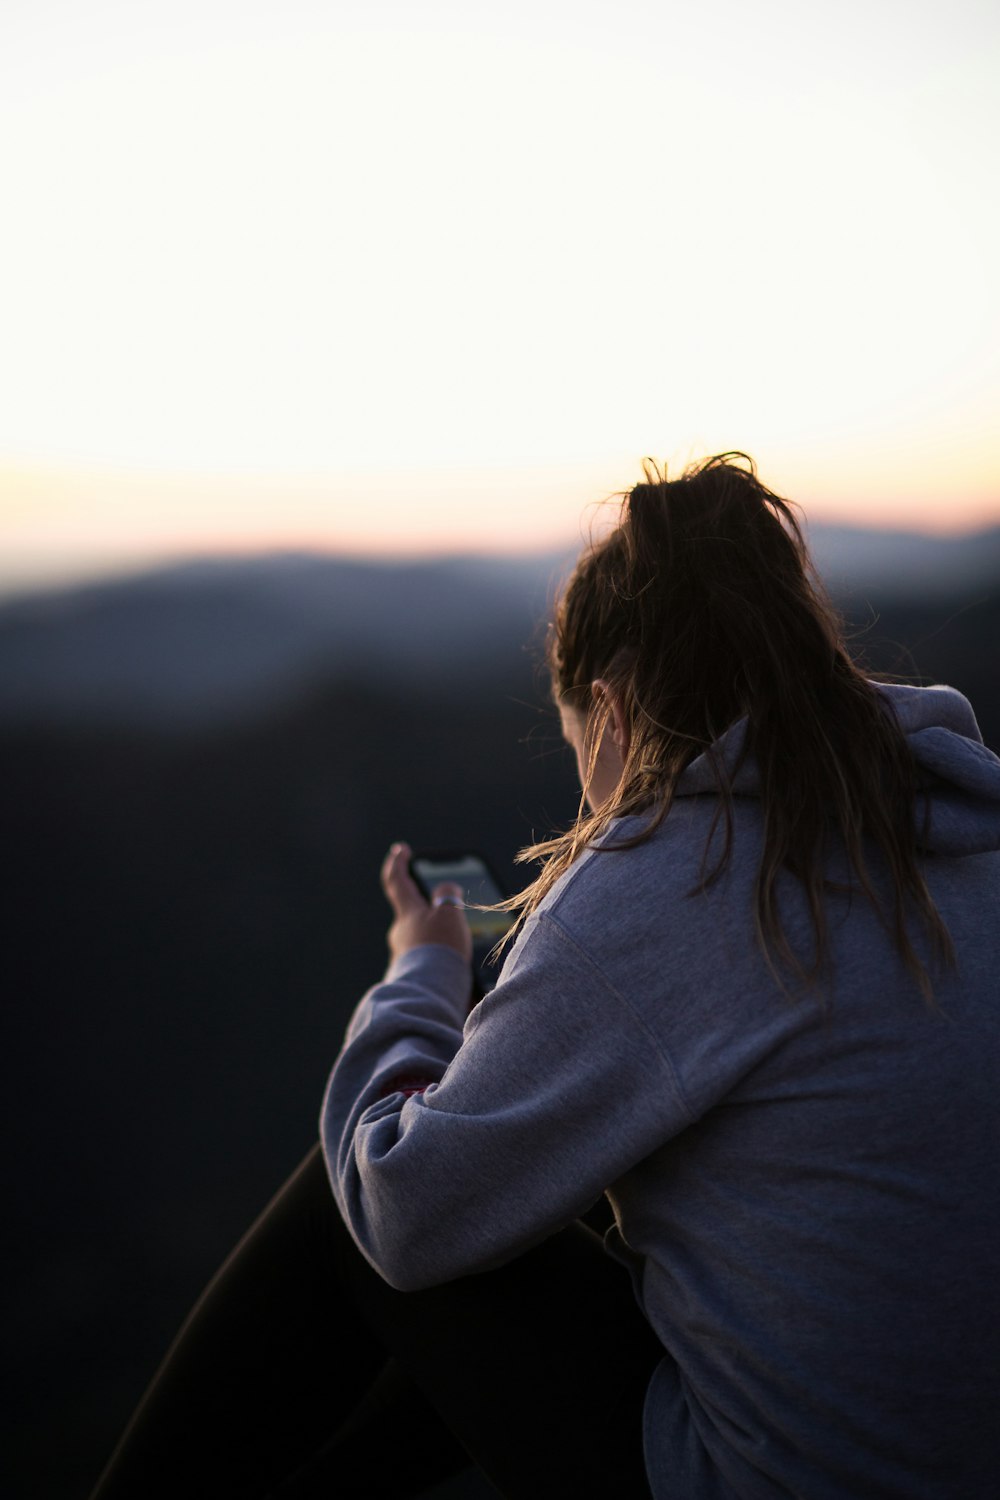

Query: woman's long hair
[[507, 453, 952, 997]]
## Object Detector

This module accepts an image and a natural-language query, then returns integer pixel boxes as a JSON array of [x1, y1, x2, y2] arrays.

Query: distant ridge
[[803, 522, 1000, 599], [0, 552, 569, 728], [0, 526, 996, 729]]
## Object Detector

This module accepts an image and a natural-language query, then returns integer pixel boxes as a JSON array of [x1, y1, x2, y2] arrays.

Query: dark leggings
[[89, 1144, 664, 1499]]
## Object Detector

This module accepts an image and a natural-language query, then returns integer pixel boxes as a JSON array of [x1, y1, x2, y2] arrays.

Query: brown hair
[[508, 453, 952, 997]]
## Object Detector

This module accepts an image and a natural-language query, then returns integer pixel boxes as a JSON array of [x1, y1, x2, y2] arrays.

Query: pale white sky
[[1, 0, 998, 592]]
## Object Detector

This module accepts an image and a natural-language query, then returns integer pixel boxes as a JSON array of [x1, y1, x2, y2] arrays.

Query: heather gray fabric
[[321, 684, 1000, 1499]]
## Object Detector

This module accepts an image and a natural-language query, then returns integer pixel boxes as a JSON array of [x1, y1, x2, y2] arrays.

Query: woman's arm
[[320, 849, 692, 1291]]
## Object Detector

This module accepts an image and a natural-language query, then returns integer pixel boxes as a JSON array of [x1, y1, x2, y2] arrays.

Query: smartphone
[[408, 850, 514, 993]]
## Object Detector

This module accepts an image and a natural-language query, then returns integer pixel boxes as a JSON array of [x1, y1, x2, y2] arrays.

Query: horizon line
[[3, 513, 1000, 607]]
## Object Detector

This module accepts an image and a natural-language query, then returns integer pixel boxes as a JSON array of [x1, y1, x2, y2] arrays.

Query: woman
[[92, 454, 1000, 1498]]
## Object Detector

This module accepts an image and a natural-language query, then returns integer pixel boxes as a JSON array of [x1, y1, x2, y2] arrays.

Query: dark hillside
[[845, 592, 1000, 750], [3, 671, 578, 1499]]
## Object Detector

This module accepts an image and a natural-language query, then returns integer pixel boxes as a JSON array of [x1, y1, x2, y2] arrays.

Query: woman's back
[[513, 682, 1000, 1498]]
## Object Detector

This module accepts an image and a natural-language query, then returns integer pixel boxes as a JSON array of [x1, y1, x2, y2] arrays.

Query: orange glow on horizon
[[2, 445, 998, 599]]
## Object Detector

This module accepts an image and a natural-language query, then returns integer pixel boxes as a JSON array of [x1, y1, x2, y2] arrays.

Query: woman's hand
[[381, 843, 473, 966]]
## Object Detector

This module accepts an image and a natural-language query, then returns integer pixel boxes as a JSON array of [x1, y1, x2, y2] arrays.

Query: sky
[[1, 0, 998, 595]]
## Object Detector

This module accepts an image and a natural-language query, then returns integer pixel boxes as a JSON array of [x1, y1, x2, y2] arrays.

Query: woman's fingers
[[381, 844, 474, 965], [381, 843, 422, 917], [430, 883, 464, 909]]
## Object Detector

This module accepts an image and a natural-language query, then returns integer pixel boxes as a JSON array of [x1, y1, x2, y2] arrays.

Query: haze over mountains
[[1, 522, 999, 729]]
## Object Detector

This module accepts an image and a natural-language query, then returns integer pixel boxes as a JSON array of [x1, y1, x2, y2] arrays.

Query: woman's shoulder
[[539, 803, 759, 940]]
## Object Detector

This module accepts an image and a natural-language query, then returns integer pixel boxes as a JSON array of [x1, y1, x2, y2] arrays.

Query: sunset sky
[[1, 0, 998, 595]]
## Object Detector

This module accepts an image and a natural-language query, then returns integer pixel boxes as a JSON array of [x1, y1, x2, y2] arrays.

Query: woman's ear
[[591, 679, 631, 756]]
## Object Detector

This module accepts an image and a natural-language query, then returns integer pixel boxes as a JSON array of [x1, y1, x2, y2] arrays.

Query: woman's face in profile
[[558, 700, 626, 814]]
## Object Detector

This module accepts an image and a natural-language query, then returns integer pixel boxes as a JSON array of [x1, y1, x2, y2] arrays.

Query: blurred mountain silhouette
[[2, 533, 998, 1498], [0, 552, 566, 727], [1, 524, 998, 729]]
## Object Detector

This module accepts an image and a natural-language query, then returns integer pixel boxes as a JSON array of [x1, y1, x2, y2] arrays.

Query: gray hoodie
[[321, 683, 1000, 1498]]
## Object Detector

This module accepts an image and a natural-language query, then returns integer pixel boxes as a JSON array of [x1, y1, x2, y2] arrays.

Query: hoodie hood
[[676, 682, 1000, 858]]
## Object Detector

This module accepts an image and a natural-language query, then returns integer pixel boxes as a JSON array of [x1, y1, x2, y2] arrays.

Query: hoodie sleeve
[[319, 914, 693, 1291]]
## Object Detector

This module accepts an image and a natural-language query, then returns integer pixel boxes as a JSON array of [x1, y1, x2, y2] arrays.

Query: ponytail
[[505, 454, 952, 998]]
